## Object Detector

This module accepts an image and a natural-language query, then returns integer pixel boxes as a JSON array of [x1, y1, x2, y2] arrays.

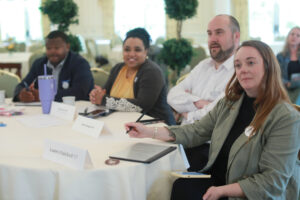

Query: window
[[114, 0, 165, 42], [249, 0, 300, 43], [0, 0, 42, 42]]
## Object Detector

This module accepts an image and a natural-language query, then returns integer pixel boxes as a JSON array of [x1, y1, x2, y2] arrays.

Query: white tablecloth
[[0, 100, 185, 200], [0, 52, 32, 78]]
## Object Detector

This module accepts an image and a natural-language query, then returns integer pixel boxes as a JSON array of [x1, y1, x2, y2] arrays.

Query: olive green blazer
[[168, 94, 300, 200]]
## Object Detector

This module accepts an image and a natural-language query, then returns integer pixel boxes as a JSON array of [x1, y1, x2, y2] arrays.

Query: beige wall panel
[[166, 0, 215, 45], [69, 0, 102, 38]]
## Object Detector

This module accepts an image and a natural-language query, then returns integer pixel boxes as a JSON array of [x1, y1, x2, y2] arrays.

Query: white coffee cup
[[62, 96, 75, 106], [0, 90, 5, 104]]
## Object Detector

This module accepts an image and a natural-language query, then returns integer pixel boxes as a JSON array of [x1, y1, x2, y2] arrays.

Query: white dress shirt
[[167, 55, 234, 124]]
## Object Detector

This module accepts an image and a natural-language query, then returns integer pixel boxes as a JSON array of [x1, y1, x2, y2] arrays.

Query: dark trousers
[[170, 178, 228, 200], [185, 143, 210, 171]]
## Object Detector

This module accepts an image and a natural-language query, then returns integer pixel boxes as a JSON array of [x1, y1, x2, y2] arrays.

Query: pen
[[140, 118, 164, 125], [23, 82, 30, 91], [126, 112, 145, 134]]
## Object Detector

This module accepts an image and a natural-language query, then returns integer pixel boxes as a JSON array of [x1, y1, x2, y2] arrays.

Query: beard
[[209, 42, 235, 63]]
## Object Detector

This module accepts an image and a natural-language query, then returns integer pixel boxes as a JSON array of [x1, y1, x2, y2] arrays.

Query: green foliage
[[40, 0, 79, 32], [161, 0, 198, 79], [164, 0, 198, 20], [68, 34, 82, 53], [159, 38, 193, 75], [40, 0, 81, 52]]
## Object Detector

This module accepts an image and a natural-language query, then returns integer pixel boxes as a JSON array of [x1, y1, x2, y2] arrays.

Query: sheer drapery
[[0, 0, 42, 42], [114, 0, 165, 41]]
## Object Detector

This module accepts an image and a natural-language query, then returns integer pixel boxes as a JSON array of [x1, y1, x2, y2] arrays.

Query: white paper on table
[[17, 114, 67, 128], [14, 102, 42, 106]]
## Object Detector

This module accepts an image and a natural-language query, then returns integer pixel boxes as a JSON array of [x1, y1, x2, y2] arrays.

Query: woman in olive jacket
[[126, 40, 300, 200]]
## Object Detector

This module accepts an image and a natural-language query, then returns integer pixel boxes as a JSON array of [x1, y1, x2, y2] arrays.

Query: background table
[[0, 100, 185, 200], [0, 52, 32, 78]]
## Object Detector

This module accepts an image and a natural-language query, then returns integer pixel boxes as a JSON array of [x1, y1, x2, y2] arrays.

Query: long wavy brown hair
[[281, 26, 300, 57], [225, 40, 291, 136]]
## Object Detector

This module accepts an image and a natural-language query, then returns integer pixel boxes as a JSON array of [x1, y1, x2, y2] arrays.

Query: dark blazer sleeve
[[128, 61, 164, 112], [13, 57, 45, 102]]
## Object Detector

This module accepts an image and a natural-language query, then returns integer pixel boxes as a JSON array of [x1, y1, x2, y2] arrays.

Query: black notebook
[[109, 143, 177, 164]]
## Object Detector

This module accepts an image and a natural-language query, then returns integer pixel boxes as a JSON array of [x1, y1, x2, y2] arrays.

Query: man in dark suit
[[13, 30, 94, 102]]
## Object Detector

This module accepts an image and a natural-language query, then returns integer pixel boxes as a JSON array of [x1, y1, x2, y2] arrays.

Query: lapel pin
[[244, 126, 254, 137]]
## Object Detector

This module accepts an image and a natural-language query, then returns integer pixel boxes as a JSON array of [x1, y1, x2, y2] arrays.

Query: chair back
[[16, 43, 26, 52], [0, 63, 22, 78], [0, 70, 20, 97], [100, 64, 112, 73], [91, 67, 109, 87], [29, 52, 45, 70], [110, 34, 123, 49], [189, 46, 207, 69], [85, 39, 99, 66], [176, 73, 190, 85], [85, 39, 98, 59], [29, 43, 44, 53]]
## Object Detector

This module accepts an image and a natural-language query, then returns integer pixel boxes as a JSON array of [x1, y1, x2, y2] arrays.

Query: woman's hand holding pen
[[125, 122, 152, 138], [125, 122, 175, 141]]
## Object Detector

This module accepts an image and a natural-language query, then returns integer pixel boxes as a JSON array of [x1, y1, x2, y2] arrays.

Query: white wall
[[69, 0, 110, 39]]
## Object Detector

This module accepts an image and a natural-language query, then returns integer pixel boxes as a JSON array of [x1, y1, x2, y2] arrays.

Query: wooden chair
[[91, 67, 109, 87], [0, 70, 21, 97], [0, 63, 22, 78]]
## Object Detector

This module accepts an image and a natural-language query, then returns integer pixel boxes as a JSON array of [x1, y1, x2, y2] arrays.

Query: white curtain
[[114, 0, 165, 42], [248, 0, 300, 43], [0, 0, 42, 42]]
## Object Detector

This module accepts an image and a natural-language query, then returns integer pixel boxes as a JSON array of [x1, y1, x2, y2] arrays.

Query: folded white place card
[[72, 115, 111, 138], [50, 101, 76, 121], [43, 139, 93, 170]]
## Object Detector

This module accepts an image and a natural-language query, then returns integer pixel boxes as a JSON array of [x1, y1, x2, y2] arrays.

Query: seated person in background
[[89, 28, 175, 125], [277, 26, 300, 104], [167, 14, 240, 171], [13, 30, 94, 102], [126, 40, 300, 200], [167, 15, 240, 125]]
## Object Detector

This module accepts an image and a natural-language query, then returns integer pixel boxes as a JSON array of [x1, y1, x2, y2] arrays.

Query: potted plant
[[40, 0, 82, 52], [159, 0, 198, 84]]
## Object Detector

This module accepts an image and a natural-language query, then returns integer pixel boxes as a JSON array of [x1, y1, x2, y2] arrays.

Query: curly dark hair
[[123, 27, 152, 49]]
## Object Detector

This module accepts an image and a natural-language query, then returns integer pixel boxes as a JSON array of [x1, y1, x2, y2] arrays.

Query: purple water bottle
[[38, 64, 56, 114]]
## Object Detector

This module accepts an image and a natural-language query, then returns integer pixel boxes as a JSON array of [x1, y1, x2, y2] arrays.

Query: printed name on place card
[[72, 115, 110, 138], [50, 101, 76, 121], [43, 139, 93, 170]]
